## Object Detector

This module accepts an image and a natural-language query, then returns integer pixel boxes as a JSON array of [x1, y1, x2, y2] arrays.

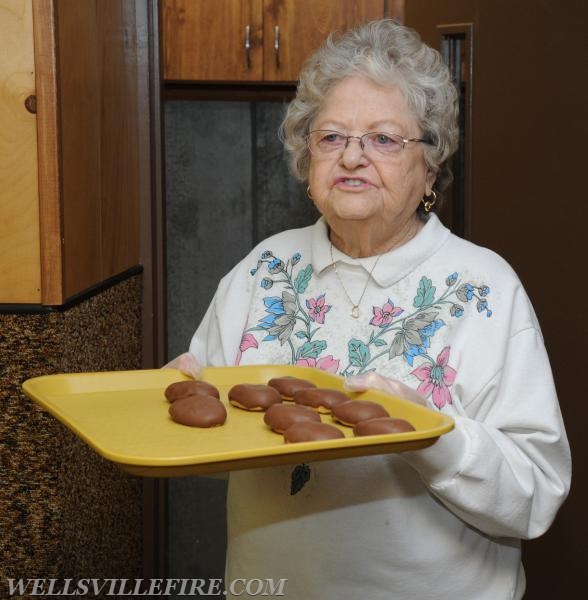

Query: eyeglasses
[[306, 129, 429, 159]]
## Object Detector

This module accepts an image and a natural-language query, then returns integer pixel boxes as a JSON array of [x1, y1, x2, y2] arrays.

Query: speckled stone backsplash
[[0, 276, 143, 598]]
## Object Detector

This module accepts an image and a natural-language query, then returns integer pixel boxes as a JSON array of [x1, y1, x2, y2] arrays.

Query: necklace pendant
[[351, 306, 360, 319]]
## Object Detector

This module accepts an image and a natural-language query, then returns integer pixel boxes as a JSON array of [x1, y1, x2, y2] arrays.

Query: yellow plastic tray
[[22, 366, 454, 477]]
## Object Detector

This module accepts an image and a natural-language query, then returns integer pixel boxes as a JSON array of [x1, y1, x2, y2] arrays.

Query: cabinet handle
[[274, 25, 280, 69], [245, 25, 251, 69]]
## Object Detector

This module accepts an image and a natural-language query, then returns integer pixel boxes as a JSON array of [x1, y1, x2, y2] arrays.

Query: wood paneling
[[140, 0, 166, 372], [0, 0, 41, 303], [404, 1, 587, 597], [56, 0, 102, 298], [97, 1, 142, 278], [56, 0, 141, 300], [33, 0, 63, 305], [0, 0, 147, 306]]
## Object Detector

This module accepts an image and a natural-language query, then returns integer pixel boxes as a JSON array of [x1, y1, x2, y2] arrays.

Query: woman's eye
[[368, 133, 403, 152], [374, 134, 397, 145], [322, 133, 343, 144]]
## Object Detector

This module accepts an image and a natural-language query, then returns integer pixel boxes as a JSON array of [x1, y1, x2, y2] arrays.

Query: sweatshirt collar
[[311, 214, 451, 287]]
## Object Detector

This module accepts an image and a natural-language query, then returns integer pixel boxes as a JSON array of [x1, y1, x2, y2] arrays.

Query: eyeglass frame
[[306, 129, 431, 159]]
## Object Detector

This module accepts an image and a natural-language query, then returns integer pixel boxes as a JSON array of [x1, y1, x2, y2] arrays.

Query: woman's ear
[[425, 169, 437, 196]]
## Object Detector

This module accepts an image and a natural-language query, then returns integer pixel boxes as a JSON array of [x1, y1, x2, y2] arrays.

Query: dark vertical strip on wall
[[164, 101, 255, 359], [254, 102, 319, 243], [250, 102, 260, 245]]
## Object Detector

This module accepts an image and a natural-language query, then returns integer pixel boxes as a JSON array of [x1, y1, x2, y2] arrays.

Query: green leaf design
[[298, 340, 327, 359], [389, 333, 405, 358], [413, 276, 436, 308], [404, 329, 423, 345], [294, 264, 313, 294], [373, 338, 387, 347], [282, 290, 297, 314], [295, 330, 307, 339], [348, 338, 371, 367], [403, 310, 438, 345], [405, 310, 438, 331]]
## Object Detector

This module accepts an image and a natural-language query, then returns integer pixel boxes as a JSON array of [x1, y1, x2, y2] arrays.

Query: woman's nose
[[339, 138, 369, 169]]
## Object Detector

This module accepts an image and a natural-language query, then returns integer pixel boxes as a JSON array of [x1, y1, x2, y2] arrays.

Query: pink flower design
[[306, 294, 331, 324], [235, 332, 258, 365], [296, 354, 340, 374], [370, 298, 404, 327], [411, 346, 457, 409]]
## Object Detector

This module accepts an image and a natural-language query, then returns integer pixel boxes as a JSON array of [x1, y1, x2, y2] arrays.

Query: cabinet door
[[162, 0, 263, 82], [263, 0, 386, 82], [0, 0, 41, 303]]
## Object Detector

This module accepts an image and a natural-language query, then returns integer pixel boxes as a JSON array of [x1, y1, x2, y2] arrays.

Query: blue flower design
[[268, 258, 285, 274], [260, 278, 273, 289], [446, 272, 458, 286], [263, 297, 283, 315], [404, 343, 427, 367], [419, 319, 445, 346], [456, 283, 475, 302], [258, 293, 297, 344], [395, 315, 446, 367], [476, 298, 492, 317], [450, 304, 464, 317]]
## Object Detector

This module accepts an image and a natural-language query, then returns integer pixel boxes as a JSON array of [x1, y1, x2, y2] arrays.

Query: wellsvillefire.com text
[[5, 578, 287, 597]]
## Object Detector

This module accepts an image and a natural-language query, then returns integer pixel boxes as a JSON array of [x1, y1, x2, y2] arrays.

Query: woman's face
[[308, 75, 435, 243]]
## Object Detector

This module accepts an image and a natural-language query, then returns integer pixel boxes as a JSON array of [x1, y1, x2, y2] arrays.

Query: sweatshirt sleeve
[[189, 257, 254, 367], [403, 326, 571, 539], [188, 294, 226, 366]]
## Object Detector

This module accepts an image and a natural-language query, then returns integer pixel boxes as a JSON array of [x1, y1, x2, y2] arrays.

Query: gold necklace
[[330, 242, 382, 318]]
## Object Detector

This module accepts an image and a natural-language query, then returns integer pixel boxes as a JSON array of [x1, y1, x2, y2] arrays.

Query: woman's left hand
[[344, 372, 427, 407]]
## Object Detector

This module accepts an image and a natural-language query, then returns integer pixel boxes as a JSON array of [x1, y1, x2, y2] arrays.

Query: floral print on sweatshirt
[[239, 250, 493, 409]]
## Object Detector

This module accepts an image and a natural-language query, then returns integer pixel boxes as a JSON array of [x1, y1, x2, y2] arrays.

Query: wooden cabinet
[[0, 0, 40, 303], [0, 0, 151, 306], [162, 0, 388, 83]]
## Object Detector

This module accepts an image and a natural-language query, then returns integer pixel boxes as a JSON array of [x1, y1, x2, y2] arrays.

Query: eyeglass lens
[[308, 130, 407, 157]]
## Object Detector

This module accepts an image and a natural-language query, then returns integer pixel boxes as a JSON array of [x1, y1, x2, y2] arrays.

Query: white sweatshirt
[[189, 214, 571, 600]]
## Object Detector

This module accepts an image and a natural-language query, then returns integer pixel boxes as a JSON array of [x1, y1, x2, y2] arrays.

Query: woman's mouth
[[335, 177, 370, 188]]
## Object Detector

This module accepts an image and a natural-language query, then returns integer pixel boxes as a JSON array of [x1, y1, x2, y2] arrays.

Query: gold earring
[[422, 190, 437, 212], [306, 185, 313, 200]]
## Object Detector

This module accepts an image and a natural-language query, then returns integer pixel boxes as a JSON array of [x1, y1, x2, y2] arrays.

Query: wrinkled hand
[[344, 372, 427, 407], [162, 352, 202, 379]]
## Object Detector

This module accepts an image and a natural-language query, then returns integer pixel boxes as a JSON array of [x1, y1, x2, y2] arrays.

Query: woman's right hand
[[344, 372, 427, 407], [162, 352, 202, 379]]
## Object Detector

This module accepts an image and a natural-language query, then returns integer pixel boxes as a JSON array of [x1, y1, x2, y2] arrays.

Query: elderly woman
[[169, 20, 570, 599]]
